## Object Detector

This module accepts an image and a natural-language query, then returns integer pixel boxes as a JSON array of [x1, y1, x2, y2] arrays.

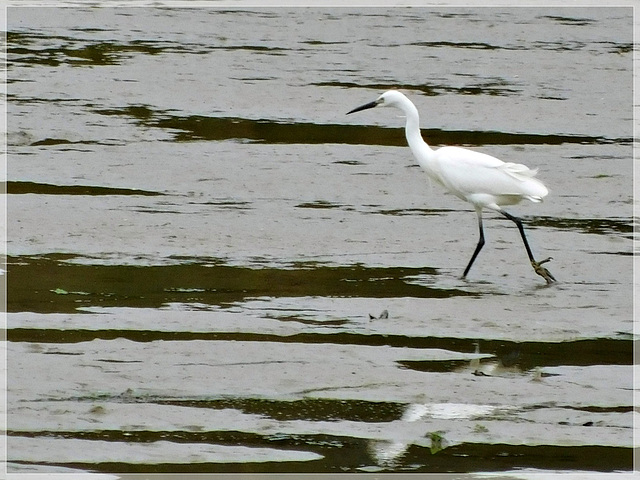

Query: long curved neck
[[398, 97, 435, 170]]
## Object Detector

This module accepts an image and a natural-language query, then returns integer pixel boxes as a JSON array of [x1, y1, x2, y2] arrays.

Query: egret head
[[346, 90, 408, 115]]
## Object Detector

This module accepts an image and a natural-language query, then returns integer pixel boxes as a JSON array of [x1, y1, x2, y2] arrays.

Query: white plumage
[[347, 90, 555, 283]]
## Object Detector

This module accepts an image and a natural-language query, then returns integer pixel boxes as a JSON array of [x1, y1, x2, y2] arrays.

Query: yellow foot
[[532, 257, 556, 284]]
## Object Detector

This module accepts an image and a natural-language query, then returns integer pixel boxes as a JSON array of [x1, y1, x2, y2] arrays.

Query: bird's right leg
[[463, 208, 485, 278], [501, 210, 556, 284]]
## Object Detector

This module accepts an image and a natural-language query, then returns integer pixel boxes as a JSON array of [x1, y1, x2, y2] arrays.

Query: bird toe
[[531, 258, 556, 284]]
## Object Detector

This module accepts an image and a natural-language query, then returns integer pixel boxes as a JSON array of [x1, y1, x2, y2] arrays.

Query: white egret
[[347, 90, 555, 284]]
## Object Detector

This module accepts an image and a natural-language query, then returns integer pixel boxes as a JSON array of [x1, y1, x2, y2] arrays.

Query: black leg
[[500, 210, 556, 284], [500, 211, 534, 261], [463, 209, 485, 278]]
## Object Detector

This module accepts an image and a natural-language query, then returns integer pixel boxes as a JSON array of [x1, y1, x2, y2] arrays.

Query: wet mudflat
[[5, 6, 636, 478]]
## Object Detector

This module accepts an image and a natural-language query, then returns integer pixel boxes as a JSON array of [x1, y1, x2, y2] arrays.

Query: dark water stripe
[[88, 396, 636, 421], [93, 107, 630, 146], [314, 80, 522, 97], [9, 29, 631, 68], [7, 429, 634, 473], [8, 34, 187, 67], [6, 255, 468, 314], [28, 138, 99, 147], [529, 216, 633, 238], [11, 395, 633, 423], [8, 32, 297, 68], [7, 328, 633, 368], [532, 216, 634, 232], [6, 181, 162, 196], [152, 397, 635, 419]]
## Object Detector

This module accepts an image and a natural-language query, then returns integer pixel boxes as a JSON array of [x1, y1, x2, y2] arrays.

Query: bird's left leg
[[501, 210, 556, 284]]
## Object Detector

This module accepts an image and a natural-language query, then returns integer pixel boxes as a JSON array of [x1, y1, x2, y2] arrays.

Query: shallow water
[[5, 6, 635, 477]]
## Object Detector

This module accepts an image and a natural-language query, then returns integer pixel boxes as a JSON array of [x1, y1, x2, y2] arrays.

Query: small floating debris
[[369, 309, 389, 320], [50, 288, 90, 296], [429, 431, 447, 454]]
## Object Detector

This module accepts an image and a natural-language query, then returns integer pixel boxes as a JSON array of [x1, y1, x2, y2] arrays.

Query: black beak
[[346, 100, 378, 115]]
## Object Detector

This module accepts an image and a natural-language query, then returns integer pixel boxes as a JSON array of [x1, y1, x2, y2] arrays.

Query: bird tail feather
[[498, 163, 549, 200], [500, 162, 538, 180]]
